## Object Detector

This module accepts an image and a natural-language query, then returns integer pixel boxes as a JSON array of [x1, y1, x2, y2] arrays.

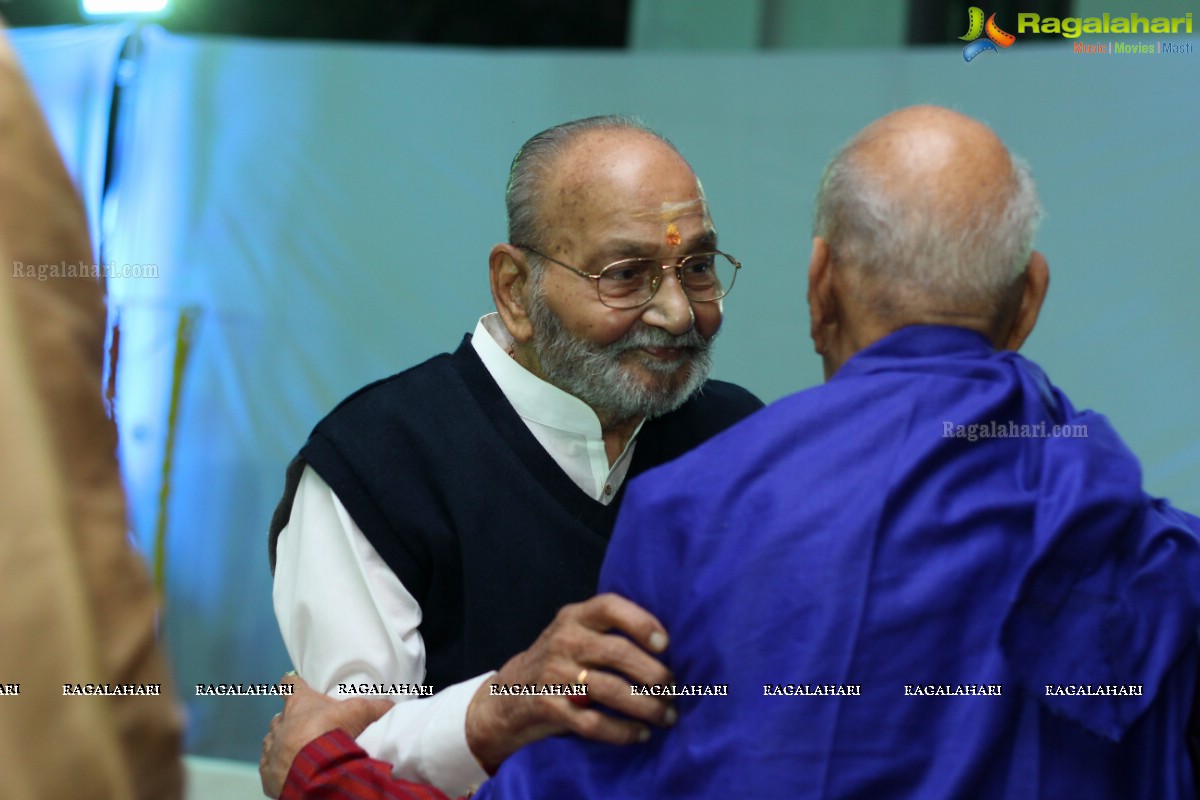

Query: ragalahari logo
[[960, 7, 1016, 61]]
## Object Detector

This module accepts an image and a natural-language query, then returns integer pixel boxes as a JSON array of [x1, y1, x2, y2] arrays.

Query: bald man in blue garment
[[266, 105, 1200, 799]]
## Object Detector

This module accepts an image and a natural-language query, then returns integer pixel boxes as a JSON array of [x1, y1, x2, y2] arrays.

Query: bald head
[[538, 127, 705, 257], [809, 105, 1048, 379], [813, 105, 1042, 324], [852, 106, 1016, 231], [506, 115, 694, 253]]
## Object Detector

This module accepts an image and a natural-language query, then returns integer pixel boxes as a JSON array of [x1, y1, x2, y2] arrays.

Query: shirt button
[[604, 484, 614, 496]]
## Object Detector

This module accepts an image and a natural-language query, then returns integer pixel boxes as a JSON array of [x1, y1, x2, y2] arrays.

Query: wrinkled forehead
[[612, 195, 715, 250], [544, 138, 717, 248], [629, 197, 711, 224]]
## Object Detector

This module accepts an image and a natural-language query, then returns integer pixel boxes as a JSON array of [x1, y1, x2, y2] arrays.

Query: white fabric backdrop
[[12, 24, 129, 261], [14, 25, 1199, 760]]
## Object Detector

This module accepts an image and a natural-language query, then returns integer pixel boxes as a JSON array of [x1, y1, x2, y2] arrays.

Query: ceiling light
[[81, 0, 171, 17]]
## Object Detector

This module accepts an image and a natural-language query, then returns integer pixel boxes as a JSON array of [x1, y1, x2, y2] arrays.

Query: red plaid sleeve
[[281, 729, 462, 800]]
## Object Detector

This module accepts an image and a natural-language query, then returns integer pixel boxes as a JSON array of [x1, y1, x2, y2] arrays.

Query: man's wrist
[[464, 678, 502, 775], [374, 671, 491, 796]]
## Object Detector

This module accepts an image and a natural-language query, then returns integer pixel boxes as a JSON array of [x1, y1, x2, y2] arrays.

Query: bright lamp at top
[[81, 0, 170, 16]]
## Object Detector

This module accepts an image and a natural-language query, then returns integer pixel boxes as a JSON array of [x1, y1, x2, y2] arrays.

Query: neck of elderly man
[[807, 236, 1049, 381], [509, 338, 640, 464]]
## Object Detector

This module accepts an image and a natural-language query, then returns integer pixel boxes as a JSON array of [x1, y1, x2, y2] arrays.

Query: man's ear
[[1001, 250, 1049, 351], [808, 237, 837, 356], [489, 244, 534, 343]]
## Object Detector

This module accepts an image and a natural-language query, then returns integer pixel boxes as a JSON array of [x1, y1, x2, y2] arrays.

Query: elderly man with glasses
[[265, 115, 762, 798]]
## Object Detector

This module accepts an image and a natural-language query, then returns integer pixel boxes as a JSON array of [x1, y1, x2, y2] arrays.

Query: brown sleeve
[[0, 21, 183, 800]]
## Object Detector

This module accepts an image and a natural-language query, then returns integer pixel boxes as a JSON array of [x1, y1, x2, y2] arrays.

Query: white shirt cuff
[[357, 671, 494, 796]]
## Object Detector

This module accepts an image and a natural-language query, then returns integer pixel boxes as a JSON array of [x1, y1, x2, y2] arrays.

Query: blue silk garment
[[476, 325, 1200, 799]]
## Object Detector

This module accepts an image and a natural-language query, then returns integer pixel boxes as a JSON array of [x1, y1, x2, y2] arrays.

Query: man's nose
[[639, 267, 695, 336]]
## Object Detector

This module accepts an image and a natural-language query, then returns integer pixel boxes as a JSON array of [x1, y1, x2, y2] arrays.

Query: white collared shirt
[[273, 314, 643, 795]]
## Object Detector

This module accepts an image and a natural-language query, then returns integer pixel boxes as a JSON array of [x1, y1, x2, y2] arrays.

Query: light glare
[[81, 0, 170, 16]]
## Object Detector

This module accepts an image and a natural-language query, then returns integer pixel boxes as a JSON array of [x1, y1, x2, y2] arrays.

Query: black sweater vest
[[270, 335, 762, 691]]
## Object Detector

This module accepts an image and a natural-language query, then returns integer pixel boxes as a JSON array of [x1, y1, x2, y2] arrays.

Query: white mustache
[[613, 325, 710, 353]]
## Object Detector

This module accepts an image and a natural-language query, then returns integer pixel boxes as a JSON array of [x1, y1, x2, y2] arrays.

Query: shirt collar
[[472, 313, 615, 439]]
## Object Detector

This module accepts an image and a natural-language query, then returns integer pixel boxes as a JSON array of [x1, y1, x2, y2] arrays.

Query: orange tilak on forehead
[[665, 222, 682, 247], [630, 198, 709, 247]]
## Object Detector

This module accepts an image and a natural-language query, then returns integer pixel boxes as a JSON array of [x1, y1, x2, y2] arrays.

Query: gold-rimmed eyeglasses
[[515, 245, 741, 310]]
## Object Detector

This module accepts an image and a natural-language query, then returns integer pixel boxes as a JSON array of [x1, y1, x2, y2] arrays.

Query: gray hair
[[505, 115, 674, 256], [812, 137, 1043, 312]]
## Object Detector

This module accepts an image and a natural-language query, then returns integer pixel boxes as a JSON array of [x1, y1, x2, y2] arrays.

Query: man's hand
[[259, 674, 393, 798], [465, 593, 675, 770]]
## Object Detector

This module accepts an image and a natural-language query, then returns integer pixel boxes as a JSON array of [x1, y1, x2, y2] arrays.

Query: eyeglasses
[[515, 246, 741, 310]]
